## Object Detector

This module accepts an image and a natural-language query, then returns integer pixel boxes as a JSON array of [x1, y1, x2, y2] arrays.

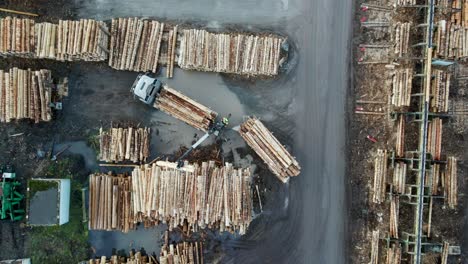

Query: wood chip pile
[[0, 68, 53, 123], [99, 126, 151, 163], [373, 149, 388, 204], [239, 117, 300, 182], [154, 85, 218, 132], [89, 173, 135, 232], [108, 18, 166, 73], [131, 161, 253, 235], [0, 17, 35, 57], [430, 69, 450, 112], [392, 22, 411, 57], [390, 66, 413, 107], [160, 242, 203, 264], [178, 29, 285, 76]]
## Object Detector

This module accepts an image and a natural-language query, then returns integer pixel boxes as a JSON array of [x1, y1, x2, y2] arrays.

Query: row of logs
[[445, 156, 458, 209], [395, 115, 405, 157], [431, 70, 451, 113], [0, 68, 52, 123], [385, 244, 402, 264], [389, 196, 399, 238], [0, 17, 35, 57], [178, 29, 284, 76], [154, 85, 218, 132], [99, 126, 151, 163], [56, 19, 109, 61], [390, 66, 413, 107], [86, 242, 203, 264], [373, 149, 388, 204], [160, 242, 203, 264], [435, 20, 468, 59], [392, 162, 406, 194], [131, 161, 253, 235], [109, 18, 165, 73], [88, 173, 135, 233], [392, 22, 411, 57], [0, 17, 109, 61], [427, 118, 443, 160], [239, 117, 301, 182], [393, 0, 416, 5]]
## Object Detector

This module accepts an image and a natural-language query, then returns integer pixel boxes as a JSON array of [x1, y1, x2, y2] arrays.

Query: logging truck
[[131, 73, 162, 105]]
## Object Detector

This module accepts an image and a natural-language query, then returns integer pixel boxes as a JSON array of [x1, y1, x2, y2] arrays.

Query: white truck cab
[[131, 74, 162, 105]]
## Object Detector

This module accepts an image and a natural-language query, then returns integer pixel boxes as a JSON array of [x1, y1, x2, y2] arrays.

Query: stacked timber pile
[[389, 196, 399, 238], [394, 0, 416, 5], [445, 156, 458, 208], [178, 29, 285, 76], [154, 85, 218, 131], [88, 173, 135, 232], [55, 19, 109, 61], [392, 22, 411, 57], [108, 18, 165, 73], [392, 162, 406, 194], [34, 23, 57, 59], [131, 161, 253, 235], [390, 66, 413, 107], [451, 0, 468, 25], [88, 251, 158, 264], [373, 149, 388, 204], [434, 20, 468, 59], [430, 70, 450, 112], [441, 242, 450, 264], [395, 115, 405, 157], [160, 242, 203, 264], [430, 163, 441, 195], [370, 230, 380, 264], [427, 118, 442, 160], [0, 17, 35, 57], [385, 244, 402, 264], [239, 117, 301, 182], [99, 126, 151, 163], [0, 68, 53, 123]]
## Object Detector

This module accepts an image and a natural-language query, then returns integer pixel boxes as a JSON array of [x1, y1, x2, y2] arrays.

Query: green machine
[[0, 165, 25, 221]]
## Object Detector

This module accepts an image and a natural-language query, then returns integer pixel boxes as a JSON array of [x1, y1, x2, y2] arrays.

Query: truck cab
[[131, 74, 162, 105]]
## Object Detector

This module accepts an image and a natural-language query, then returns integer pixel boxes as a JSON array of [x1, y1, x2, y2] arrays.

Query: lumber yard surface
[[0, 0, 352, 264]]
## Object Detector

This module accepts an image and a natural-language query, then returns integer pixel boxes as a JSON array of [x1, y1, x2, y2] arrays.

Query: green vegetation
[[28, 159, 89, 263], [86, 130, 100, 154], [28, 179, 57, 198]]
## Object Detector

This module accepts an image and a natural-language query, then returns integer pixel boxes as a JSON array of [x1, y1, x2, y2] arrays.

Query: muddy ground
[[0, 0, 352, 263]]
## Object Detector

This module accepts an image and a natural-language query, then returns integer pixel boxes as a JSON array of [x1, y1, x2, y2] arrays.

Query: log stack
[[389, 196, 399, 238], [160, 242, 203, 264], [99, 126, 151, 163], [154, 85, 218, 132], [427, 118, 442, 160], [386, 244, 402, 264], [108, 18, 165, 73], [390, 66, 413, 107], [445, 156, 458, 209], [394, 0, 416, 5], [392, 162, 406, 194], [88, 251, 158, 264], [392, 22, 411, 57], [88, 173, 135, 233], [0, 68, 53, 123], [34, 22, 57, 59], [430, 70, 450, 113], [434, 20, 468, 59], [395, 115, 405, 157], [370, 230, 380, 264], [441, 241, 450, 264], [430, 163, 441, 195], [373, 149, 388, 204], [239, 117, 301, 182], [0, 17, 35, 58], [55, 19, 109, 61], [178, 29, 285, 76], [131, 161, 253, 235]]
